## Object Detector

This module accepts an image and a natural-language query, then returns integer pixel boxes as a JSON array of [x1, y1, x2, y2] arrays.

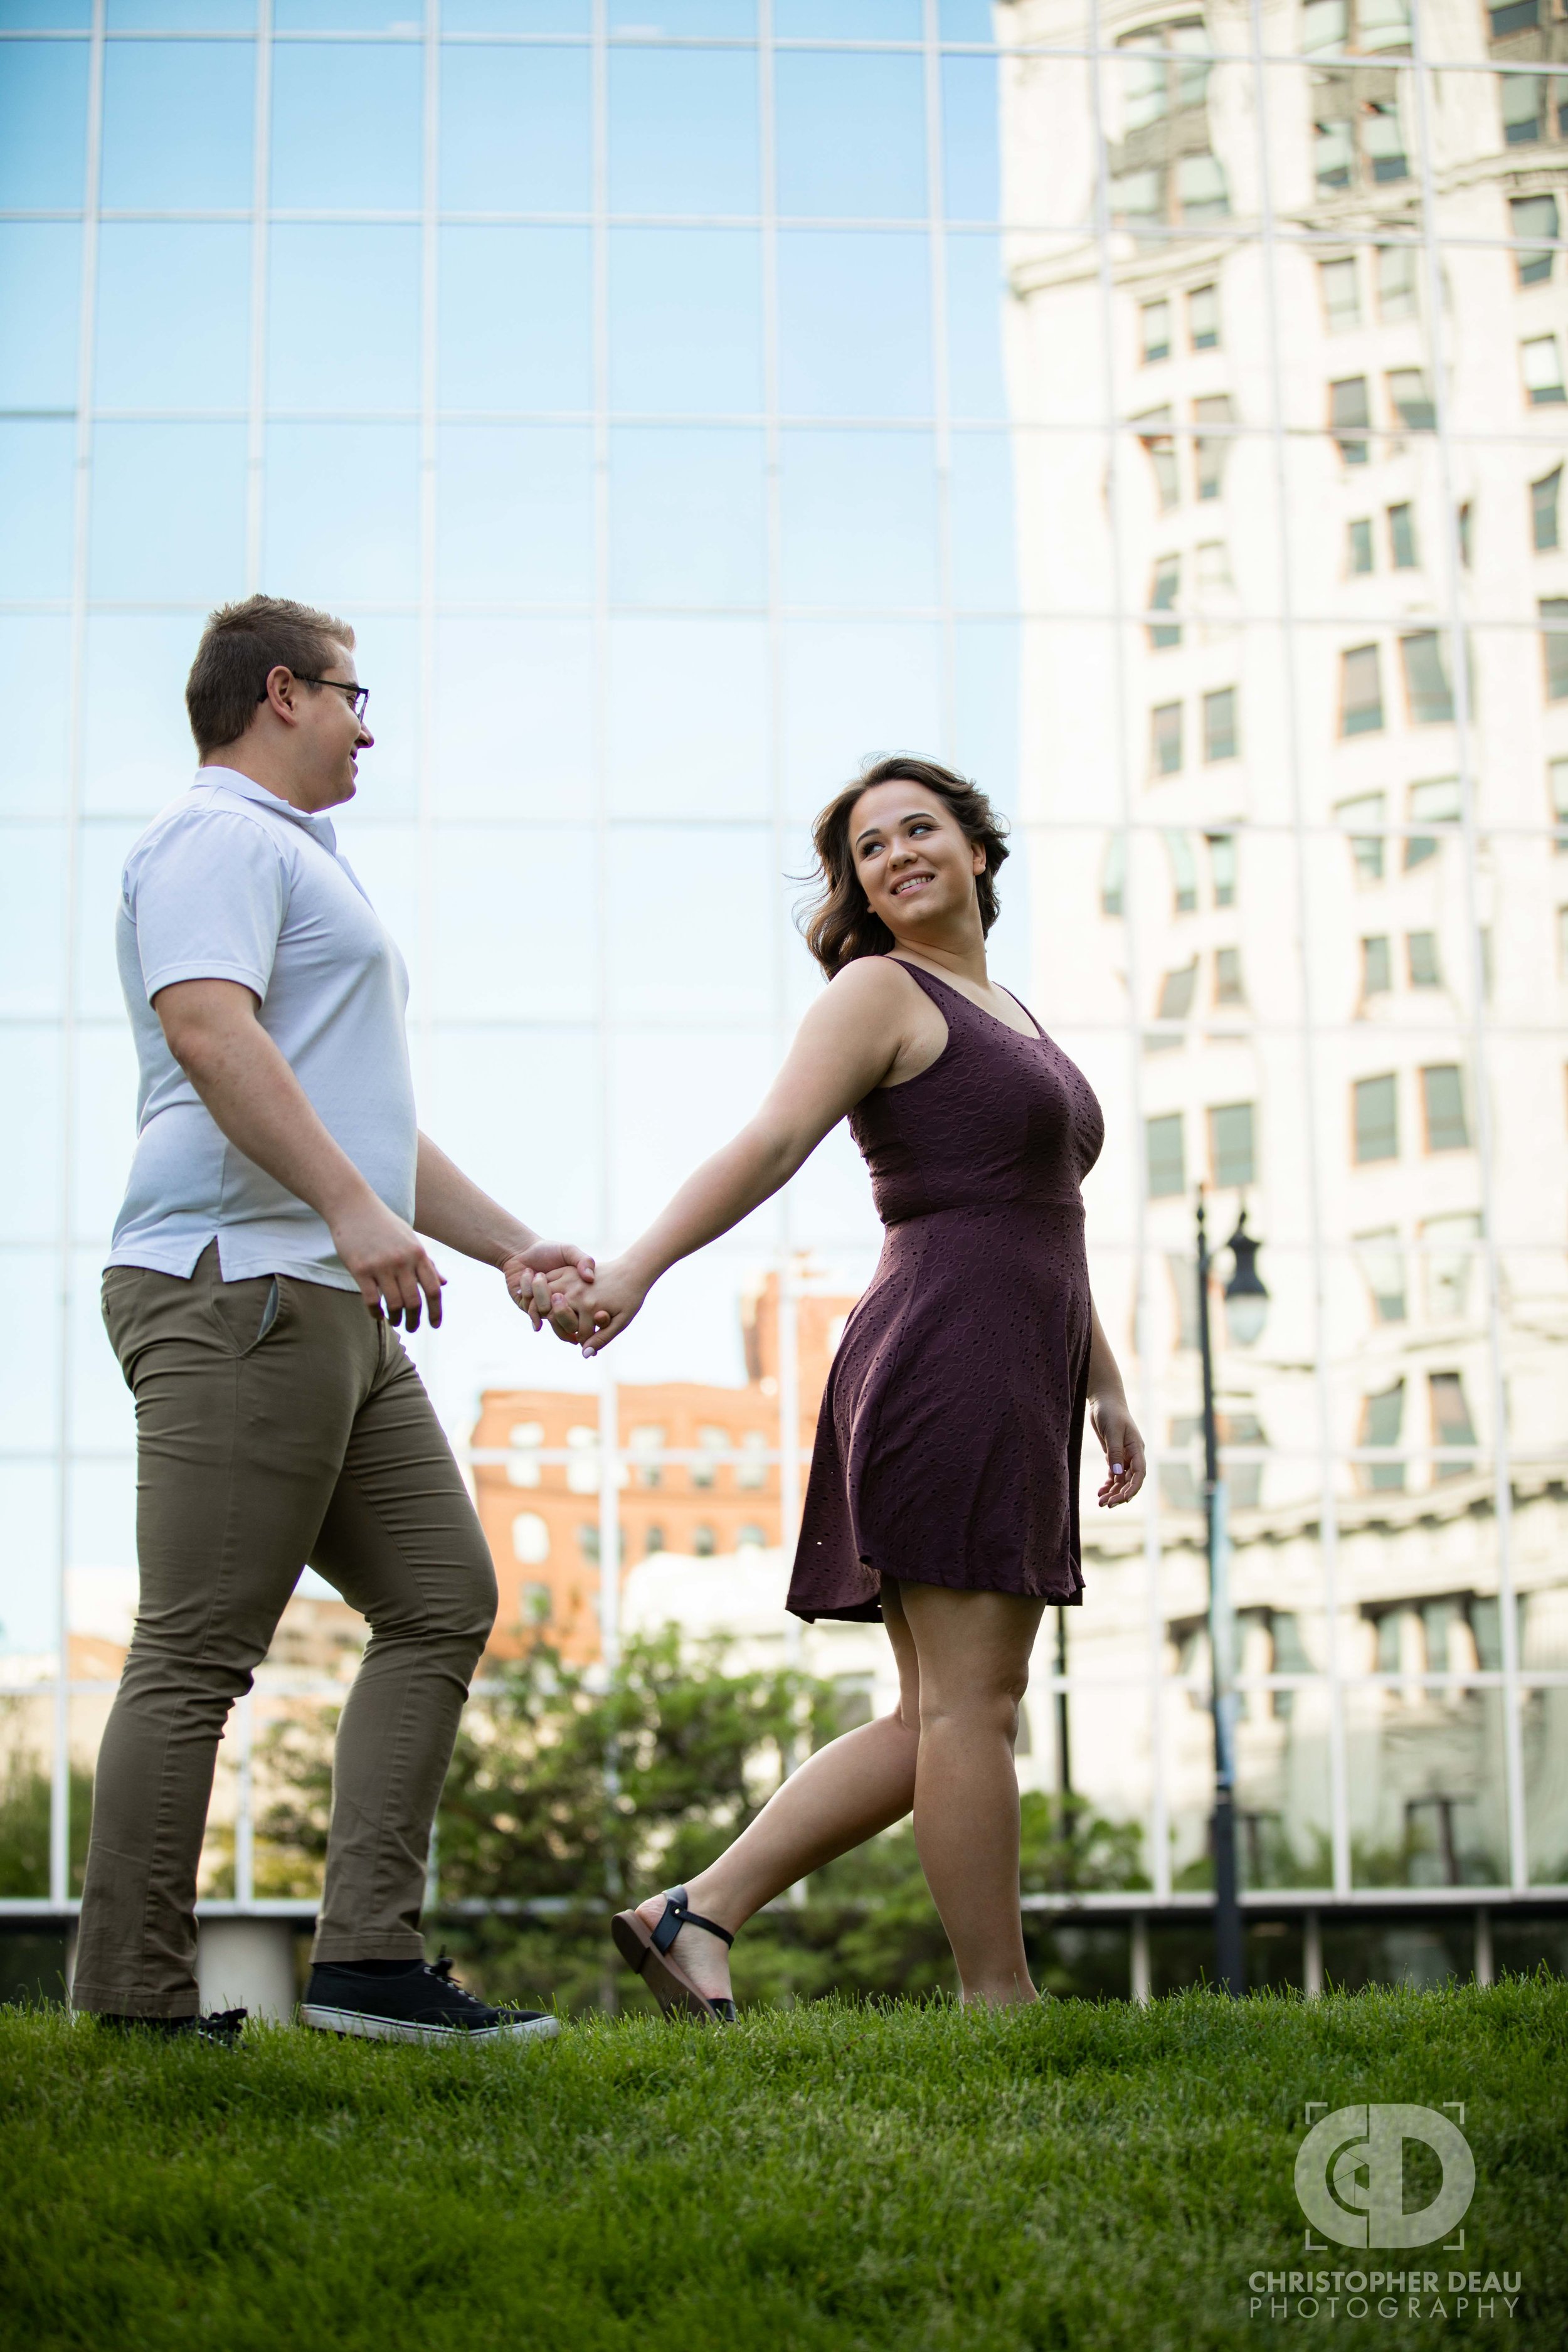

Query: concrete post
[[1303, 1908, 1323, 1998], [1130, 1913, 1152, 2005], [198, 1919, 297, 2021], [1474, 1906, 1493, 1988]]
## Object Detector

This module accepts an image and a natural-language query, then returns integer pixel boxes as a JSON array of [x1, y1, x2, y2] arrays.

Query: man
[[74, 595, 588, 2044]]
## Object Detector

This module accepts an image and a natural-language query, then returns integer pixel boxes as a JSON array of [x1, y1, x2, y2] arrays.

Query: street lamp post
[[1196, 1192, 1266, 1997]]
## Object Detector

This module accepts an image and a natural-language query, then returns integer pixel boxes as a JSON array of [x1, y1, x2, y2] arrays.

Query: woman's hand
[[513, 1254, 650, 1355], [1090, 1391, 1146, 1508], [501, 1241, 597, 1332]]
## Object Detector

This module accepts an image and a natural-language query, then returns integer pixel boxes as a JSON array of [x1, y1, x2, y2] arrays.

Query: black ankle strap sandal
[[610, 1884, 738, 2025]]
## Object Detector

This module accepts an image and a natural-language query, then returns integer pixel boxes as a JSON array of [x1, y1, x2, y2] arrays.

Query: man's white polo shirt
[[107, 766, 418, 1292]]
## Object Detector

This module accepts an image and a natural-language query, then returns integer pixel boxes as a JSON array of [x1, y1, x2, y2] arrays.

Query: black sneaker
[[299, 1956, 559, 2045], [94, 2008, 247, 2048]]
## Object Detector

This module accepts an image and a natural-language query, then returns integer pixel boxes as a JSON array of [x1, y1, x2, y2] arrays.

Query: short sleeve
[[127, 808, 289, 1006]]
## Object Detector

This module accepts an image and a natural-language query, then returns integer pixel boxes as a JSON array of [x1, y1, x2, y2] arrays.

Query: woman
[[513, 756, 1146, 2015]]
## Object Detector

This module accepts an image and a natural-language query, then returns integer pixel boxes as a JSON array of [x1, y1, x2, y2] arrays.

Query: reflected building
[[1002, 0, 1568, 1902]]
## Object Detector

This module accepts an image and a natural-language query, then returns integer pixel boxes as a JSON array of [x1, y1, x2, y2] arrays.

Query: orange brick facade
[[472, 1274, 858, 1661]]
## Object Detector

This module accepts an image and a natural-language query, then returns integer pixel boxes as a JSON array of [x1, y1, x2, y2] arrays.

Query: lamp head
[[1222, 1205, 1268, 1347]]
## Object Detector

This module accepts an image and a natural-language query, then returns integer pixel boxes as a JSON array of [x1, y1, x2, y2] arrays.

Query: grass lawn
[[2, 1981, 1564, 2351]]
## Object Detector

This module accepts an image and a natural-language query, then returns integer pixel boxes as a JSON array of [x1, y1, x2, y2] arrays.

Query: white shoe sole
[[298, 2003, 560, 2045]]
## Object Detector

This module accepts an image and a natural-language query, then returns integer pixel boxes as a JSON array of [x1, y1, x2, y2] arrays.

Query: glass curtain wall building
[[1, 0, 1565, 1974]]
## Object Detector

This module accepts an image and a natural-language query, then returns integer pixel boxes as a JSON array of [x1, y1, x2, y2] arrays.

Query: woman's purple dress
[[788, 960, 1105, 1623]]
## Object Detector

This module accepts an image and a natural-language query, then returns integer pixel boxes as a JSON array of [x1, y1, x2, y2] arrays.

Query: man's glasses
[[260, 674, 370, 721]]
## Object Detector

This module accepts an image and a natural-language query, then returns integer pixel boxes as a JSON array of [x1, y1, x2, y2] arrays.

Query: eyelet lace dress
[[788, 959, 1105, 1623]]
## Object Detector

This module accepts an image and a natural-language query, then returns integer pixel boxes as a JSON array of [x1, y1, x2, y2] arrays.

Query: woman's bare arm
[[512, 958, 922, 1348]]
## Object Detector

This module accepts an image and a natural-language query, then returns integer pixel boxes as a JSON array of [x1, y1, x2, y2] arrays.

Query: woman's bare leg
[[899, 1580, 1046, 2006], [633, 1591, 923, 2003]]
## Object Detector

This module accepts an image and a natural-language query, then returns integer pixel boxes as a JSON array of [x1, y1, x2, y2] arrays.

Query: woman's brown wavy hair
[[798, 754, 1010, 979]]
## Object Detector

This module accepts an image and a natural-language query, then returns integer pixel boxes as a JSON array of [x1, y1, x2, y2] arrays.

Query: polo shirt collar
[[198, 765, 340, 854]]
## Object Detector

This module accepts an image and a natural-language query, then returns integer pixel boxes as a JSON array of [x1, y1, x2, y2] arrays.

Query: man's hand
[[331, 1193, 446, 1330], [1091, 1392, 1147, 1508], [501, 1241, 598, 1333], [514, 1255, 646, 1355]]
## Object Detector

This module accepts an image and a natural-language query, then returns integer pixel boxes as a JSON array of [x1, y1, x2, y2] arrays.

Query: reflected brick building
[[471, 1274, 858, 1661]]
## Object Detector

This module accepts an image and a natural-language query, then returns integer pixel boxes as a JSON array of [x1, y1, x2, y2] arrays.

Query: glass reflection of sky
[[0, 19, 1019, 1647]]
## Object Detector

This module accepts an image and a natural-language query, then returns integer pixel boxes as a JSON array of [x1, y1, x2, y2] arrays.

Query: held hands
[[507, 1253, 649, 1357], [500, 1241, 600, 1333], [1091, 1391, 1147, 1508]]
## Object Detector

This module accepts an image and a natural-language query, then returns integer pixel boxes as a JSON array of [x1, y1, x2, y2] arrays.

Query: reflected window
[[1347, 517, 1374, 573], [1387, 368, 1434, 430], [1489, 0, 1540, 33], [1358, 1380, 1406, 1491], [511, 1511, 549, 1565], [1213, 945, 1244, 1005], [1376, 243, 1417, 320], [1149, 553, 1182, 649], [1301, 0, 1348, 47], [1187, 281, 1220, 349], [1155, 960, 1198, 1020], [1320, 255, 1360, 332], [1339, 642, 1384, 734], [1314, 117, 1354, 191], [1549, 755, 1568, 850], [1142, 298, 1172, 363], [1135, 407, 1180, 509], [737, 1431, 768, 1491], [1207, 832, 1237, 905], [1362, 100, 1406, 183], [1353, 1073, 1399, 1163], [1193, 394, 1232, 499], [1151, 700, 1183, 776], [1360, 933, 1391, 998], [692, 1523, 717, 1557], [1422, 1212, 1481, 1318], [1532, 467, 1561, 552], [1400, 630, 1453, 724], [645, 1526, 666, 1555], [1145, 1111, 1185, 1199], [1500, 71, 1546, 146], [1101, 835, 1126, 918], [1511, 193, 1558, 285], [1202, 685, 1237, 761], [1421, 1064, 1470, 1153], [736, 1523, 766, 1549], [1406, 930, 1441, 989], [1387, 501, 1417, 569], [1177, 152, 1229, 224], [1330, 375, 1370, 464], [692, 1425, 727, 1490], [1207, 1100, 1255, 1189], [1165, 828, 1198, 911], [1429, 1372, 1478, 1480], [1405, 775, 1461, 869], [1194, 538, 1232, 595], [1337, 791, 1387, 881], [507, 1422, 544, 1488], [1522, 334, 1566, 405], [628, 1424, 665, 1489], [1355, 1228, 1407, 1322], [1541, 598, 1568, 698]]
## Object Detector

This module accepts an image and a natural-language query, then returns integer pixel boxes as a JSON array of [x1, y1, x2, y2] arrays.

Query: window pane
[[270, 43, 422, 211], [607, 827, 774, 1020], [608, 48, 759, 216], [432, 618, 593, 820], [437, 424, 593, 603], [1202, 685, 1237, 761], [432, 826, 596, 1020], [1542, 598, 1568, 699], [777, 0, 918, 31], [1151, 701, 1182, 774], [1353, 1073, 1398, 1162], [948, 432, 1015, 612], [1510, 192, 1557, 285], [107, 0, 253, 21], [264, 421, 420, 605], [1420, 1064, 1469, 1153], [775, 51, 926, 219], [610, 0, 753, 25], [607, 617, 768, 818], [1340, 643, 1384, 733], [1319, 254, 1359, 331], [0, 618, 72, 815], [941, 53, 1000, 221], [439, 226, 591, 412], [781, 618, 942, 821], [0, 225, 80, 409], [268, 225, 420, 413], [438, 44, 591, 213], [1531, 467, 1560, 553], [83, 613, 205, 817], [100, 41, 253, 209], [0, 43, 89, 208], [777, 231, 931, 419], [441, 0, 590, 26], [89, 421, 246, 603], [945, 233, 1009, 421], [95, 225, 250, 411], [0, 824, 66, 1015], [779, 430, 939, 609], [610, 228, 762, 416], [1399, 630, 1453, 724], [1208, 1100, 1255, 1189], [1146, 1110, 1185, 1198], [610, 426, 766, 607]]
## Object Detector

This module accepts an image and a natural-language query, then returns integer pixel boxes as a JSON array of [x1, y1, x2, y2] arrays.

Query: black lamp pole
[[1197, 1189, 1246, 1996]]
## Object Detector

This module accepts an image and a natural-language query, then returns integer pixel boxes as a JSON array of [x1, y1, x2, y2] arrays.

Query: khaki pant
[[73, 1245, 496, 2018]]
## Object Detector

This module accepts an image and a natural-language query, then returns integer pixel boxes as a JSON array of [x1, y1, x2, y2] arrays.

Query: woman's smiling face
[[849, 779, 987, 942]]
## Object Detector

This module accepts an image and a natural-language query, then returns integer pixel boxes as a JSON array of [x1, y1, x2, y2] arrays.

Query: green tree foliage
[[257, 1631, 1150, 2013], [0, 1738, 92, 1899]]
